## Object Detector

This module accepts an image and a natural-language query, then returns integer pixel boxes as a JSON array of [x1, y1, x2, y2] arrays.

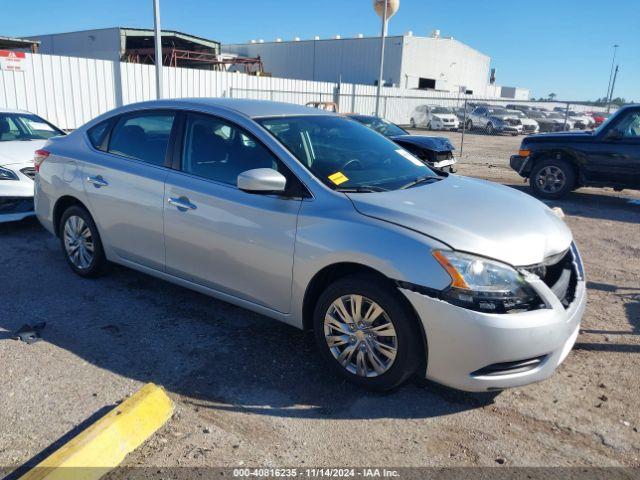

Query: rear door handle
[[87, 175, 108, 188], [167, 196, 197, 211]]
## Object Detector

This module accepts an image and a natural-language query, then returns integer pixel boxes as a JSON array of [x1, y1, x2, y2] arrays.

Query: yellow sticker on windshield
[[328, 172, 349, 185]]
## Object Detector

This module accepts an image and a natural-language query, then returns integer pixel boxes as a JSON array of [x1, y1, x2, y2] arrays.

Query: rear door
[[82, 110, 176, 271], [163, 112, 303, 313]]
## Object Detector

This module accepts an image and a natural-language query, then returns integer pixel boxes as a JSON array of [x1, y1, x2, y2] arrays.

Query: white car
[[506, 110, 539, 134], [0, 108, 65, 223], [410, 105, 459, 131]]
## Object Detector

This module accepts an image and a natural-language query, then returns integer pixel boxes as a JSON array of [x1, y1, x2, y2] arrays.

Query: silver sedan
[[34, 99, 586, 392]]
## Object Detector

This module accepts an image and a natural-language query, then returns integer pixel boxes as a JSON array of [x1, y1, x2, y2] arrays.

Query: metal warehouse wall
[[224, 37, 404, 86], [27, 28, 123, 62], [0, 52, 599, 130], [400, 37, 490, 96]]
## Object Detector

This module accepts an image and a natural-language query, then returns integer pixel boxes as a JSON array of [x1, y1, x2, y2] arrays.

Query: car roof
[[0, 107, 32, 114], [119, 98, 335, 119]]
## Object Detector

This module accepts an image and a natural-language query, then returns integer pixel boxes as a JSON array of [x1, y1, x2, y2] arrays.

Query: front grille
[[434, 152, 453, 162], [471, 355, 547, 377], [0, 197, 34, 214], [20, 167, 36, 180], [524, 249, 578, 309]]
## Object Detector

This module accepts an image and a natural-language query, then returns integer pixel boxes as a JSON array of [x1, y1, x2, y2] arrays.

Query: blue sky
[[1, 0, 637, 101]]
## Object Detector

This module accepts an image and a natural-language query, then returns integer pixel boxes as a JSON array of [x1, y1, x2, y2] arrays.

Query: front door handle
[[167, 196, 197, 211], [87, 175, 108, 188]]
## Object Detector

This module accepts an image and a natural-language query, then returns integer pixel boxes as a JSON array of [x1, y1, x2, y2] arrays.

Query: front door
[[163, 112, 302, 313], [584, 109, 640, 187]]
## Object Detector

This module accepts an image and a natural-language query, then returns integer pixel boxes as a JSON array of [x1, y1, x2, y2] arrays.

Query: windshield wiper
[[399, 174, 442, 190], [335, 185, 388, 193]]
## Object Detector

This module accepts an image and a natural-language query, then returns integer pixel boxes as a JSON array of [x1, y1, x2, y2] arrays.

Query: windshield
[[258, 115, 435, 191], [0, 113, 64, 142], [432, 107, 453, 114], [509, 111, 526, 118], [351, 116, 407, 137]]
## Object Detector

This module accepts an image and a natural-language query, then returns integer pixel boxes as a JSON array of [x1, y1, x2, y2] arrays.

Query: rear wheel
[[313, 274, 422, 391], [529, 159, 576, 199], [410, 118, 416, 128], [466, 120, 473, 130], [486, 122, 495, 135], [59, 205, 107, 277]]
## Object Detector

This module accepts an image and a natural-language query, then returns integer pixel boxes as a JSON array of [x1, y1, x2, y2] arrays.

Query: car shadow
[[501, 183, 640, 225], [1, 218, 497, 421]]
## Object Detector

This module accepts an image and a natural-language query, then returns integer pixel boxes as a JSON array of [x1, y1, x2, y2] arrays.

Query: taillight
[[34, 149, 50, 172]]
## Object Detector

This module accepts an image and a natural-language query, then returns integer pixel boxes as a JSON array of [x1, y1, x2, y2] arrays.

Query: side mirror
[[604, 128, 622, 141], [237, 168, 286, 193]]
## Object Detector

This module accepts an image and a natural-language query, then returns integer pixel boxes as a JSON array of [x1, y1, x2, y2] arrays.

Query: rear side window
[[87, 120, 111, 150], [108, 112, 175, 166]]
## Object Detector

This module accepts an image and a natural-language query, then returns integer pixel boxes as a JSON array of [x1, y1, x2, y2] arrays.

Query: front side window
[[258, 115, 435, 191], [108, 112, 175, 166], [0, 113, 64, 142], [615, 111, 640, 138], [181, 113, 283, 186]]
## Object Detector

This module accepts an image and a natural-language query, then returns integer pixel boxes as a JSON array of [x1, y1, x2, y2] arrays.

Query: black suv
[[510, 105, 640, 199]]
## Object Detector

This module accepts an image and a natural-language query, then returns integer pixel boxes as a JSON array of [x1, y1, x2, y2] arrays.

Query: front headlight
[[433, 250, 542, 313], [0, 166, 19, 181]]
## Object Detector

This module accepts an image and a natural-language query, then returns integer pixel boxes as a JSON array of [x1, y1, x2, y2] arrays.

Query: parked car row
[[409, 102, 608, 135]]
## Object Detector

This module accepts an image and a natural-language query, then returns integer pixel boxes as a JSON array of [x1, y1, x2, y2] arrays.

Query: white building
[[225, 33, 496, 96]]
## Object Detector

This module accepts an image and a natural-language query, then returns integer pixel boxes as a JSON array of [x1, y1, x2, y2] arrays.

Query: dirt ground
[[1, 131, 639, 473]]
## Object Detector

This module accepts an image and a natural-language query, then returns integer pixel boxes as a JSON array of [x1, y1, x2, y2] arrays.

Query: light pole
[[607, 65, 620, 113], [373, 0, 399, 117], [604, 44, 619, 105], [153, 0, 163, 99]]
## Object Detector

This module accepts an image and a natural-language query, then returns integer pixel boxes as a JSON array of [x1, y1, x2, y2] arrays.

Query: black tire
[[466, 120, 473, 130], [313, 274, 423, 391], [486, 122, 495, 135], [59, 205, 108, 278], [529, 158, 576, 200], [427, 122, 432, 130], [409, 118, 416, 128]]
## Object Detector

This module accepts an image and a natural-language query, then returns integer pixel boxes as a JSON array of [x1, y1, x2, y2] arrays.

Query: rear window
[[87, 120, 111, 150], [107, 112, 175, 166]]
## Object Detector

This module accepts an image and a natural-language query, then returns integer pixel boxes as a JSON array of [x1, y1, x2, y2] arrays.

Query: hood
[[346, 175, 572, 266], [525, 130, 595, 142], [390, 135, 454, 152], [0, 139, 46, 166]]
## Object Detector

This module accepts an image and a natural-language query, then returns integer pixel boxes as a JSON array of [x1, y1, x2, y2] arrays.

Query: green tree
[[548, 93, 557, 101]]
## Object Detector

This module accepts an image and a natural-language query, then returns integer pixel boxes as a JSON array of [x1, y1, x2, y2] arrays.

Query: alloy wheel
[[323, 294, 398, 378], [63, 215, 95, 269], [535, 165, 566, 193]]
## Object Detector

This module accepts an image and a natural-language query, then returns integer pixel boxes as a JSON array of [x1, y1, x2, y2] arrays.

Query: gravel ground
[[1, 132, 639, 472]]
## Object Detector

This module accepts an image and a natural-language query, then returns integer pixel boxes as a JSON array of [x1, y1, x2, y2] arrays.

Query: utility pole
[[374, 3, 388, 117], [153, 0, 163, 99], [373, 0, 399, 117], [605, 44, 619, 105], [607, 65, 620, 113]]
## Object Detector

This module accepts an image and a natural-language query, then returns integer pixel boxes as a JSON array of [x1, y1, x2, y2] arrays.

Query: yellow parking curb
[[18, 383, 174, 480]]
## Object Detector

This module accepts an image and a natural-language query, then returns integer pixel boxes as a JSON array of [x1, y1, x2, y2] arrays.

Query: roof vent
[[276, 38, 282, 42], [294, 37, 301, 41], [250, 39, 256, 44], [314, 35, 320, 40], [357, 33, 364, 38], [406, 30, 413, 37], [335, 35, 341, 39], [431, 29, 441, 38]]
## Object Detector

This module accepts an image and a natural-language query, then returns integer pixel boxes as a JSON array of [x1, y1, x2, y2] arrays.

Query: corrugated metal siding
[[0, 52, 590, 130]]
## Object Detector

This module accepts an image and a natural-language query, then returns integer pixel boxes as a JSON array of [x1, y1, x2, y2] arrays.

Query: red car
[[590, 111, 611, 127]]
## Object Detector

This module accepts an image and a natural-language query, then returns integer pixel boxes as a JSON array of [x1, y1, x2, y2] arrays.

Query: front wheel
[[529, 159, 576, 199], [313, 274, 422, 391]]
